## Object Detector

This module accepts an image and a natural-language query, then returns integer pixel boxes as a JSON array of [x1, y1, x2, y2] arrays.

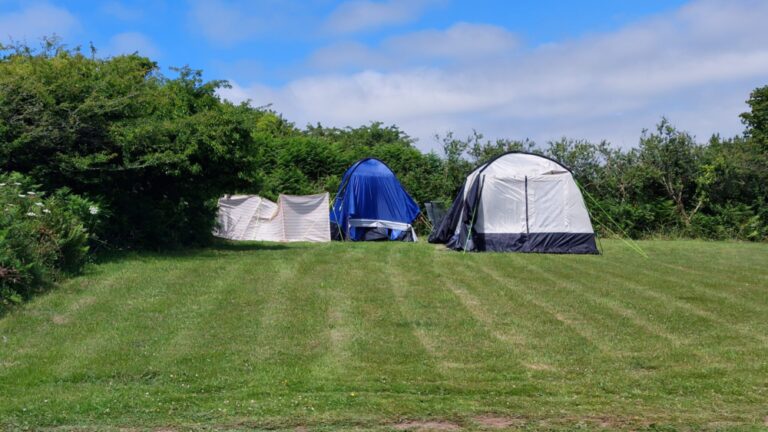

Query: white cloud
[[0, 3, 80, 42], [106, 32, 160, 58], [310, 23, 519, 70], [222, 0, 768, 150], [386, 22, 519, 60], [219, 81, 276, 106], [324, 0, 441, 34], [309, 41, 384, 70], [187, 0, 317, 45], [101, 1, 143, 21], [188, 0, 261, 45]]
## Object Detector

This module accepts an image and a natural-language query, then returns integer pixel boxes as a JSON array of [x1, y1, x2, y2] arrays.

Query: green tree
[[0, 42, 261, 248], [741, 85, 768, 149], [638, 119, 711, 227], [545, 138, 606, 187]]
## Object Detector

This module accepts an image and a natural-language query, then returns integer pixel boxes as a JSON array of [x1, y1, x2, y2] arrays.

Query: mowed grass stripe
[[471, 255, 626, 356], [159, 253, 271, 372], [524, 256, 714, 370], [0, 253, 253, 424], [387, 245, 531, 392], [531, 257, 685, 344], [245, 245, 331, 387], [577, 245, 760, 328], [386, 245, 479, 377], [591, 253, 768, 346], [431, 252, 597, 369], [348, 245, 439, 383], [104, 254, 252, 374], [1, 240, 768, 430], [604, 241, 768, 301], [556, 252, 768, 348], [510, 255, 683, 351], [309, 244, 440, 392], [547, 247, 768, 374], [603, 249, 768, 330], [549, 255, 726, 340], [310, 245, 357, 386], [447, 253, 668, 414], [650, 266, 768, 322], [8, 258, 219, 385], [464, 251, 763, 416], [0, 266, 133, 384]]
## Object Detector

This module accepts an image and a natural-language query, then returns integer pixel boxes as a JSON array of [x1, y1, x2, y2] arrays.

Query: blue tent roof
[[330, 158, 420, 241]]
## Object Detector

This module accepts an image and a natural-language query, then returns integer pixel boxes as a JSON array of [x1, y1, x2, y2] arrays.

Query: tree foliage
[[0, 42, 260, 248], [1, 41, 766, 251]]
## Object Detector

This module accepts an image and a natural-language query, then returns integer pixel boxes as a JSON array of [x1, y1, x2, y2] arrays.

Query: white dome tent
[[429, 152, 598, 253]]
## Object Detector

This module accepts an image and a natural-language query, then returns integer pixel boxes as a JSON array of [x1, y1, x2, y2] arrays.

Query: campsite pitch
[[1, 240, 767, 431]]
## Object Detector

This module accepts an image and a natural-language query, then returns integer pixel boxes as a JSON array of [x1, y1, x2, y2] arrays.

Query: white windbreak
[[214, 193, 330, 242], [458, 153, 594, 235]]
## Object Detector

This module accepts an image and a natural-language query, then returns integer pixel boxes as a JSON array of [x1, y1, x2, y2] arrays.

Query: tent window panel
[[528, 177, 566, 233], [476, 177, 527, 234]]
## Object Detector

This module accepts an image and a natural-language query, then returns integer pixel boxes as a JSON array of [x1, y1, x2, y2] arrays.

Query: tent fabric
[[214, 193, 330, 242], [330, 158, 420, 241], [424, 201, 448, 227], [429, 152, 598, 254]]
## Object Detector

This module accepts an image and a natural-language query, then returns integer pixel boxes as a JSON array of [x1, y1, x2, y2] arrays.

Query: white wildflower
[[88, 205, 99, 215], [27, 191, 36, 196], [18, 194, 26, 198], [35, 202, 44, 207], [43, 209, 51, 214], [26, 212, 37, 217], [0, 183, 5, 187], [13, 182, 21, 186]]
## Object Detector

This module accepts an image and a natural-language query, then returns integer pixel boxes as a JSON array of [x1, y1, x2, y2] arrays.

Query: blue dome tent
[[330, 158, 420, 241]]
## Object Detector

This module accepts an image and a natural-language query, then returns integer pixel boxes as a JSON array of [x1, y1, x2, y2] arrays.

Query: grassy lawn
[[1, 240, 767, 431]]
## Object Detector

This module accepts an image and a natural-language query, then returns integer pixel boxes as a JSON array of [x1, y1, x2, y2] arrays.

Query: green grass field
[[1, 240, 767, 431]]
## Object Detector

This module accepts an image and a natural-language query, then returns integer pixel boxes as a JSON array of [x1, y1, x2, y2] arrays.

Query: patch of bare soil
[[51, 314, 69, 325], [392, 420, 462, 431], [71, 295, 97, 310], [473, 415, 526, 429]]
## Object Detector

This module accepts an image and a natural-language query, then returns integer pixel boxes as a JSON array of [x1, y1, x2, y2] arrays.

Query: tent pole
[[463, 175, 485, 253]]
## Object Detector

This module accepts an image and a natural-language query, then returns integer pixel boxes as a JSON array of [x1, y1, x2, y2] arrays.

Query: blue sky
[[2, 0, 767, 150]]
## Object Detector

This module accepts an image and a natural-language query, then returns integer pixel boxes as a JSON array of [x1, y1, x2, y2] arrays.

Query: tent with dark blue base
[[330, 158, 420, 241], [429, 152, 598, 254]]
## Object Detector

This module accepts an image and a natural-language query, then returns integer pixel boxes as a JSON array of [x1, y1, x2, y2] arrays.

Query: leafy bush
[[0, 42, 259, 249], [0, 172, 97, 309], [1, 40, 765, 248]]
